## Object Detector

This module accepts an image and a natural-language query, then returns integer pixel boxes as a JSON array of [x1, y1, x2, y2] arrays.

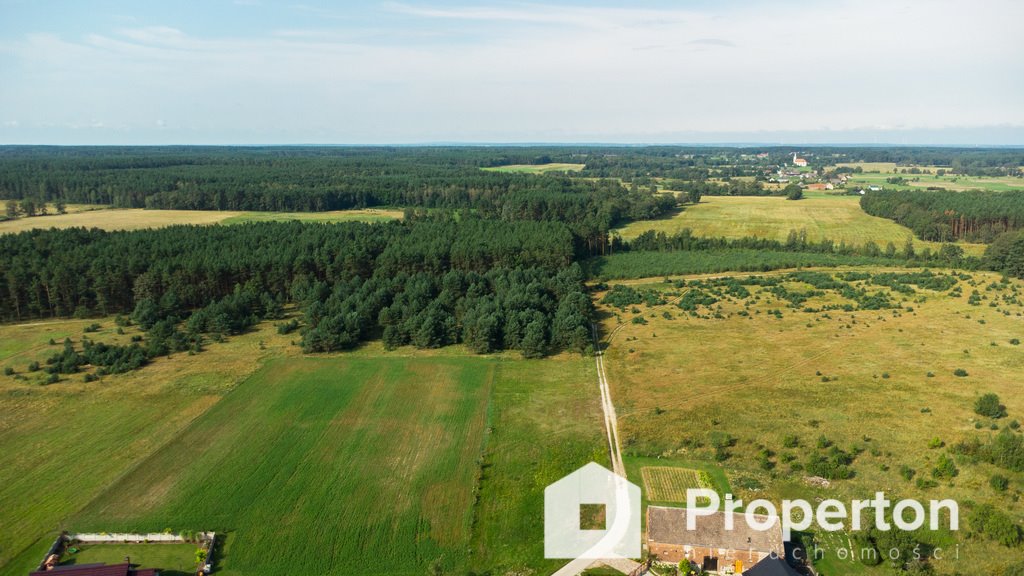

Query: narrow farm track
[[593, 323, 626, 477], [548, 324, 636, 576]]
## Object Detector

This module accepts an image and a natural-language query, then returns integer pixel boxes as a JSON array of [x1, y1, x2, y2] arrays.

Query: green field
[[58, 543, 199, 576], [0, 207, 402, 234], [615, 195, 985, 255], [482, 163, 585, 174], [836, 162, 1024, 192], [596, 268, 1024, 575], [0, 316, 604, 575]]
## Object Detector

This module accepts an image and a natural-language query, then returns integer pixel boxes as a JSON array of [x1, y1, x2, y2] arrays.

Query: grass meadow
[[835, 162, 1024, 192], [0, 207, 402, 234], [0, 315, 604, 575], [586, 250, 911, 280], [595, 268, 1024, 575], [482, 163, 585, 174], [615, 195, 986, 256]]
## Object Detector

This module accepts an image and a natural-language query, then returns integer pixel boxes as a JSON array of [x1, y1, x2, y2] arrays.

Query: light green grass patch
[[615, 195, 985, 255], [59, 543, 199, 576], [641, 466, 713, 503], [482, 163, 585, 174]]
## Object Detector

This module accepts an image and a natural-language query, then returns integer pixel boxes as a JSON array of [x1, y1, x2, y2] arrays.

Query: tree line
[[861, 189, 1024, 242], [0, 218, 592, 358]]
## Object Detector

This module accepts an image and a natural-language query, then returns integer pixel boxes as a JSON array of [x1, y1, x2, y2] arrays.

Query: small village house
[[646, 506, 785, 574]]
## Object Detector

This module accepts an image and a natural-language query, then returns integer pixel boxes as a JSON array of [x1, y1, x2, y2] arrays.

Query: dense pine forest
[[861, 189, 1024, 242], [0, 219, 591, 357]]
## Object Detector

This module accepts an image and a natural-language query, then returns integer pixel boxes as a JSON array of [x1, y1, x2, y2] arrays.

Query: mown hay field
[[482, 163, 585, 174], [595, 268, 1024, 575], [615, 195, 986, 255], [0, 208, 402, 234]]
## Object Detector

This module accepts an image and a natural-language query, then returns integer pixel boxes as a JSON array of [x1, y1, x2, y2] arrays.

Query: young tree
[[975, 393, 1007, 419], [4, 200, 18, 219], [19, 198, 36, 217]]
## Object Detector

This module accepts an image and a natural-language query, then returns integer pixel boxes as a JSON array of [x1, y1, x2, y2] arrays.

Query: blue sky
[[1, 0, 1022, 145]]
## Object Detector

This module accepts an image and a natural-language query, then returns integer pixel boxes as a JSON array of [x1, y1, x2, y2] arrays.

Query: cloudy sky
[[1, 0, 1022, 144]]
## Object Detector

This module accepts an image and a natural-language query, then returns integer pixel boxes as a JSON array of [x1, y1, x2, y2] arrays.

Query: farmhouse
[[803, 183, 829, 191], [30, 563, 156, 576], [646, 506, 784, 573], [743, 555, 802, 576]]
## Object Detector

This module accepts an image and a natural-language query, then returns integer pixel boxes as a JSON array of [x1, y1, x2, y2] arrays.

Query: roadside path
[[548, 323, 637, 576]]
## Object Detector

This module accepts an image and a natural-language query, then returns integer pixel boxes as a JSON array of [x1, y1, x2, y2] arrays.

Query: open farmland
[[836, 162, 1024, 192], [0, 317, 292, 576], [482, 163, 586, 174], [0, 207, 402, 234], [615, 195, 986, 255], [595, 268, 1024, 575], [0, 313, 604, 576]]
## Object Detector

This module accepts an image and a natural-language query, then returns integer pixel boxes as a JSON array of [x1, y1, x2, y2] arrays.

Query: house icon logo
[[544, 462, 641, 559]]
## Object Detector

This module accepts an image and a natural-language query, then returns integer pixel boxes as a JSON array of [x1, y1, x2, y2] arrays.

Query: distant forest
[[2, 145, 1024, 362]]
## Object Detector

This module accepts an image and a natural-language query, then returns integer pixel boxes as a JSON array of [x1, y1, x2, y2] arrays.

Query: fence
[[36, 532, 216, 575]]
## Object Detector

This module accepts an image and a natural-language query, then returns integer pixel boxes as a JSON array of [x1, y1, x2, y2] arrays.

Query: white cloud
[[0, 0, 1022, 143]]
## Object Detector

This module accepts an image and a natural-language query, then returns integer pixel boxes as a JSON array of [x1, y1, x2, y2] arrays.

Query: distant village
[[765, 153, 879, 195]]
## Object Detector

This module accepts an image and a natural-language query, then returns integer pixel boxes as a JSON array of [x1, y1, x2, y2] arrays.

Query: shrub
[[83, 373, 99, 383], [931, 453, 959, 479], [899, 465, 916, 481], [3, 366, 13, 376], [1011, 338, 1021, 346], [27, 361, 40, 372], [928, 437, 944, 449], [975, 393, 1007, 419], [782, 435, 800, 448], [805, 446, 855, 480], [44, 373, 59, 384], [969, 503, 1023, 547], [954, 368, 969, 377], [277, 318, 300, 335], [990, 474, 1010, 492]]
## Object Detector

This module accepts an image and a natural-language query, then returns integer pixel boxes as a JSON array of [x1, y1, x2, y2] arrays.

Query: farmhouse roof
[[30, 562, 157, 576], [743, 555, 802, 576], [646, 506, 784, 554]]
